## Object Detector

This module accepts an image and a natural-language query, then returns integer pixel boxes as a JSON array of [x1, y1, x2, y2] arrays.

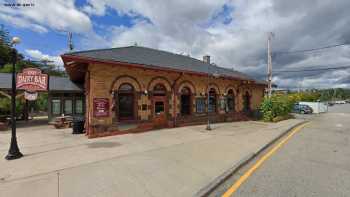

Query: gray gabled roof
[[65, 46, 266, 84], [0, 73, 83, 92], [0, 72, 11, 90], [49, 76, 83, 92]]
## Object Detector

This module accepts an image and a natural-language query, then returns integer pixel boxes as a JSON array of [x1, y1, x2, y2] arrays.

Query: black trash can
[[72, 116, 85, 134]]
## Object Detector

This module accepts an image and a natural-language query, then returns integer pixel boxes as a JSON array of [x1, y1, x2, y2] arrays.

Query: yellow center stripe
[[222, 122, 309, 197]]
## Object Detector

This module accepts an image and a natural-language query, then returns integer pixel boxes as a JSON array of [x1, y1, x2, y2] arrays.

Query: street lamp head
[[11, 37, 21, 46]]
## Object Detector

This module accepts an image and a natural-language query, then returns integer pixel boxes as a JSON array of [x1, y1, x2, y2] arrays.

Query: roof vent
[[203, 55, 210, 64]]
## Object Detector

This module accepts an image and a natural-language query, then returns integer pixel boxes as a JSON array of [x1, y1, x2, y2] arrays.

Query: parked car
[[335, 100, 346, 104], [292, 104, 313, 114], [328, 102, 334, 106]]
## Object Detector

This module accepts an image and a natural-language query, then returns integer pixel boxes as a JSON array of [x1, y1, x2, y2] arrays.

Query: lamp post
[[5, 37, 23, 160], [206, 68, 220, 131], [206, 67, 211, 130]]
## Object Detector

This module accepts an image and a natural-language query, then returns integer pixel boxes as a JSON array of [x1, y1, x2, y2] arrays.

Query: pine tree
[[0, 24, 10, 46]]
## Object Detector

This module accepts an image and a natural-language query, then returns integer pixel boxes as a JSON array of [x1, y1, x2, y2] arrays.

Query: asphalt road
[[211, 104, 350, 197]]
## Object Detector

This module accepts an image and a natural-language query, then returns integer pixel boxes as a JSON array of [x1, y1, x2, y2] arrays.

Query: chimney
[[203, 55, 210, 64]]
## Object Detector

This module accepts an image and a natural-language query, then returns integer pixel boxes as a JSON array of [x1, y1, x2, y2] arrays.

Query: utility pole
[[68, 32, 73, 51], [267, 32, 274, 97]]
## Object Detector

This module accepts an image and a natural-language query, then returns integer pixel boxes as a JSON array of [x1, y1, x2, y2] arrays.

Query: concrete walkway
[[0, 119, 303, 197]]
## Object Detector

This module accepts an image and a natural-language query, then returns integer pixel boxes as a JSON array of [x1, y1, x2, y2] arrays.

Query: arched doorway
[[152, 84, 168, 127], [118, 83, 135, 121], [227, 89, 235, 112], [180, 87, 192, 116], [208, 88, 217, 113], [243, 91, 251, 112]]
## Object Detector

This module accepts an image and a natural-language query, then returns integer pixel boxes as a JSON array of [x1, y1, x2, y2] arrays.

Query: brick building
[[61, 46, 266, 138]]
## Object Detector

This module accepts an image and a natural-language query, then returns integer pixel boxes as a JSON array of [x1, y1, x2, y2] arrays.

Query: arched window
[[118, 83, 135, 120], [243, 91, 251, 112], [227, 89, 235, 112], [119, 83, 133, 92], [153, 84, 166, 96], [180, 87, 191, 115], [208, 88, 217, 113]]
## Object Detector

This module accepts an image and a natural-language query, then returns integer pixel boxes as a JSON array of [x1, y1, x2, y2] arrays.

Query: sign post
[[5, 67, 48, 160]]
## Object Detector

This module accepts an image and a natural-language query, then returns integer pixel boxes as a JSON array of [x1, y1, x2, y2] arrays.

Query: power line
[[275, 43, 349, 54], [274, 65, 350, 73], [253, 65, 350, 78]]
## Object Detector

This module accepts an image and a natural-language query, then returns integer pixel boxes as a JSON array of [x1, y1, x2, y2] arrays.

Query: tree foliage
[[260, 89, 350, 122], [0, 25, 65, 117], [0, 25, 11, 67], [260, 95, 293, 122]]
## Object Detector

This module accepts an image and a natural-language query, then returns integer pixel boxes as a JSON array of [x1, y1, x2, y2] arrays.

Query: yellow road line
[[221, 122, 309, 197]]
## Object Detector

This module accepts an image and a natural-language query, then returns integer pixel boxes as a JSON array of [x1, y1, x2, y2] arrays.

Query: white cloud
[[0, 0, 92, 33], [87, 0, 350, 89], [3, 0, 350, 88], [25, 49, 64, 69]]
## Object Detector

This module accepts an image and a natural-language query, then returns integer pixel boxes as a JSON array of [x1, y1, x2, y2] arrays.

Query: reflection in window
[[119, 83, 134, 92], [196, 98, 205, 113], [208, 88, 216, 113], [153, 84, 166, 96], [52, 99, 61, 115], [64, 99, 73, 115], [180, 87, 191, 115], [75, 99, 83, 114], [155, 101, 164, 115], [227, 89, 235, 112]]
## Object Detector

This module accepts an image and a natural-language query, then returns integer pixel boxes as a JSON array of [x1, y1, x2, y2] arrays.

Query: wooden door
[[118, 93, 134, 120], [153, 96, 167, 128]]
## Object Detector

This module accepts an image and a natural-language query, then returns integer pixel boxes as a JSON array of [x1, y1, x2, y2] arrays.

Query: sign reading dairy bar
[[16, 68, 48, 91], [93, 98, 109, 117]]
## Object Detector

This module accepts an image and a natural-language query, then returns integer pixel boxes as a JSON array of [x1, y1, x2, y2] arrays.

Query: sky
[[0, 0, 350, 89]]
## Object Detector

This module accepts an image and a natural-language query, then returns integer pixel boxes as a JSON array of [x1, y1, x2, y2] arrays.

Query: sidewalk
[[0, 119, 304, 197]]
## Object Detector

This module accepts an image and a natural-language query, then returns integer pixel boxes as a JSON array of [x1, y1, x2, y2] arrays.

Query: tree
[[0, 25, 11, 67], [0, 24, 10, 45]]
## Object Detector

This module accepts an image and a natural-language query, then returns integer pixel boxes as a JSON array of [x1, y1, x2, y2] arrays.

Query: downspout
[[172, 72, 183, 127]]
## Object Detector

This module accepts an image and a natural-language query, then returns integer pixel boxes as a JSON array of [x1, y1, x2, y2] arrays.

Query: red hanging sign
[[16, 68, 48, 91], [93, 98, 109, 117]]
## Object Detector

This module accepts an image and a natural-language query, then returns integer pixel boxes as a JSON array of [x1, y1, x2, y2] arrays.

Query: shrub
[[0, 97, 24, 116], [260, 95, 293, 122]]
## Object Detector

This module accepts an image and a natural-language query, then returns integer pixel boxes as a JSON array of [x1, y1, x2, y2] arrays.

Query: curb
[[195, 120, 308, 197]]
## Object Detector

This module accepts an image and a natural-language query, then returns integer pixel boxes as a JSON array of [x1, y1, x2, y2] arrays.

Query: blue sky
[[0, 0, 232, 63], [1, 2, 142, 60]]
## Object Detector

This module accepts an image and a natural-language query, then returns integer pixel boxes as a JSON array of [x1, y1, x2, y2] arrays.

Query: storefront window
[[52, 99, 61, 115], [75, 99, 83, 114], [208, 88, 216, 113], [64, 99, 73, 115], [196, 98, 205, 113], [155, 101, 164, 115], [153, 84, 166, 96], [180, 87, 191, 115], [227, 89, 235, 112], [220, 98, 226, 110]]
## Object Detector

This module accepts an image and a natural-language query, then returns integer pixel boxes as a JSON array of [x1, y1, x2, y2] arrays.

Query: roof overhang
[[61, 54, 265, 86], [61, 55, 88, 82]]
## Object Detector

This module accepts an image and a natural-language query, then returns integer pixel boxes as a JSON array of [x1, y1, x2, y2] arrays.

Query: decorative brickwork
[[85, 63, 265, 138]]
